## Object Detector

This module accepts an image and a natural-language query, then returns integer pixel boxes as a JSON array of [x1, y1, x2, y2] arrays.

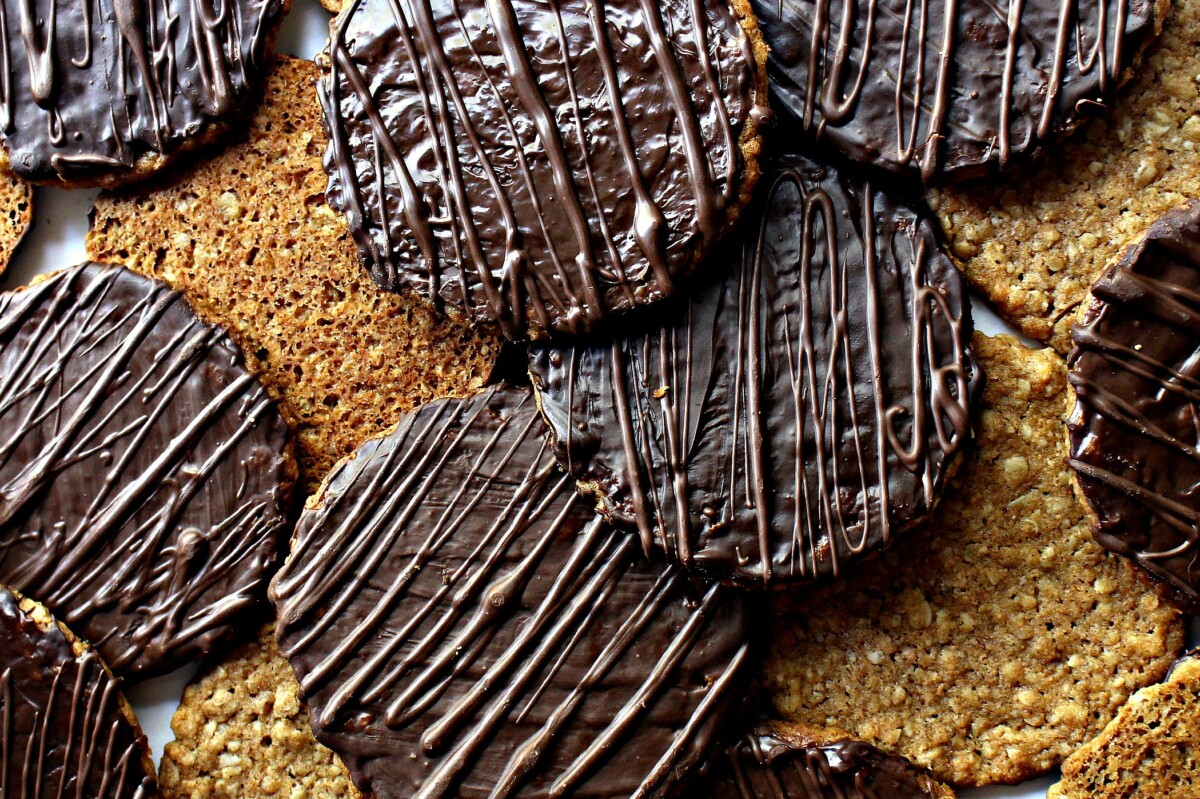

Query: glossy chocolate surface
[[272, 386, 751, 799]]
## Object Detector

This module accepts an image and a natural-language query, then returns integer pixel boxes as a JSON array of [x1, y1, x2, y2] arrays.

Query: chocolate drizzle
[[753, 0, 1162, 182], [1068, 200, 1200, 612], [0, 0, 285, 184], [0, 263, 293, 680], [320, 0, 766, 338], [0, 587, 156, 799], [272, 386, 751, 798], [528, 150, 980, 587]]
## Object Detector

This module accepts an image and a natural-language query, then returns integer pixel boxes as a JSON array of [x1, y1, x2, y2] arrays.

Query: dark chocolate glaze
[[0, 263, 293, 680], [0, 587, 156, 799], [700, 730, 945, 799], [320, 0, 767, 339], [528, 150, 981, 587], [271, 386, 751, 799], [753, 0, 1162, 183], [1068, 200, 1200, 613], [0, 0, 285, 185]]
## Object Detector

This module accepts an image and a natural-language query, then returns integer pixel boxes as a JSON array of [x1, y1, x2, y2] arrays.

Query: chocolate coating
[[528, 150, 981, 587], [1068, 200, 1200, 613], [700, 730, 946, 799], [0, 587, 156, 799], [0, 263, 293, 680], [753, 0, 1162, 183], [272, 386, 751, 799], [0, 0, 286, 185], [320, 0, 767, 338]]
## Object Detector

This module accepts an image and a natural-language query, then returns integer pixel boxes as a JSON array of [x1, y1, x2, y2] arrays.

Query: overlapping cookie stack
[[2, 0, 1200, 797]]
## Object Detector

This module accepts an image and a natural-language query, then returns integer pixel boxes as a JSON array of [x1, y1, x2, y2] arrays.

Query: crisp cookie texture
[[160, 624, 359, 799], [930, 0, 1200, 354], [87, 57, 499, 488], [1048, 651, 1200, 799], [766, 334, 1185, 787], [0, 173, 31, 276]]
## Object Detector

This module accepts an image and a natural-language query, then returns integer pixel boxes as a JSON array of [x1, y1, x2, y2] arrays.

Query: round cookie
[[87, 56, 500, 490], [754, 0, 1167, 183], [528, 149, 981, 588], [765, 333, 1185, 786], [1067, 201, 1200, 612], [0, 262, 294, 681], [0, 0, 289, 187], [930, 0, 1200, 355], [159, 624, 359, 799], [321, 0, 770, 338], [0, 586, 157, 799], [697, 723, 955, 799], [272, 386, 752, 799], [0, 173, 31, 277], [1049, 649, 1200, 799]]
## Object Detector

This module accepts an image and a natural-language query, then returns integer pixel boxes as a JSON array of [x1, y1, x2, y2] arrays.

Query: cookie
[[697, 722, 956, 799], [160, 624, 359, 799], [272, 386, 753, 799], [321, 0, 770, 338], [1048, 649, 1200, 799], [753, 0, 1166, 183], [0, 262, 294, 680], [529, 149, 981, 588], [765, 333, 1185, 786], [0, 173, 31, 277], [0, 586, 157, 799], [0, 0, 288, 187], [930, 0, 1200, 354], [87, 56, 500, 490]]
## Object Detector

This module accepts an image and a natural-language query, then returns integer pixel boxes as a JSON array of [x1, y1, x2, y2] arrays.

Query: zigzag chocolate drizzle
[[754, 0, 1162, 182], [1068, 200, 1200, 612], [0, 263, 292, 680], [0, 0, 285, 184], [0, 587, 155, 799], [271, 386, 751, 799], [528, 149, 981, 587], [320, 0, 766, 338]]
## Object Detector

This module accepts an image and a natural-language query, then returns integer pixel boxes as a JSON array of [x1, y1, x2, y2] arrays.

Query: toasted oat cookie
[[160, 624, 359, 799], [87, 57, 500, 489], [930, 0, 1200, 354], [0, 174, 31, 277], [765, 334, 1186, 787], [1048, 649, 1200, 799]]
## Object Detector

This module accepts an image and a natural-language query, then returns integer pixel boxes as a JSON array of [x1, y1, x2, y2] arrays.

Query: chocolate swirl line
[[0, 263, 292, 680], [529, 151, 979, 587], [756, 0, 1159, 182], [320, 0, 764, 338], [272, 386, 751, 799]]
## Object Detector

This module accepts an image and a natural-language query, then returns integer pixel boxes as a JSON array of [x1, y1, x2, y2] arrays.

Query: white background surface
[[1, 2, 1193, 795]]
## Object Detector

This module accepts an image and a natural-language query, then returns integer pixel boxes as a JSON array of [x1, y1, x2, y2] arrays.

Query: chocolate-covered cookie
[[321, 0, 769, 338], [0, 586, 157, 799], [753, 0, 1166, 183], [1068, 200, 1200, 612], [528, 151, 981, 587], [0, 0, 288, 187], [272, 386, 751, 799], [0, 263, 294, 680]]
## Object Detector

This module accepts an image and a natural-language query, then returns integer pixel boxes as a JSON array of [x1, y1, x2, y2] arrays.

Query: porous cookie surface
[[272, 387, 752, 799], [753, 0, 1166, 183], [160, 625, 358, 799], [0, 587, 157, 799], [0, 263, 293, 681], [0, 0, 288, 187], [1068, 202, 1200, 612], [88, 57, 499, 489], [0, 173, 31, 276], [1048, 650, 1200, 799], [322, 0, 769, 338], [931, 0, 1200, 354], [529, 149, 980, 588], [765, 334, 1185, 786]]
